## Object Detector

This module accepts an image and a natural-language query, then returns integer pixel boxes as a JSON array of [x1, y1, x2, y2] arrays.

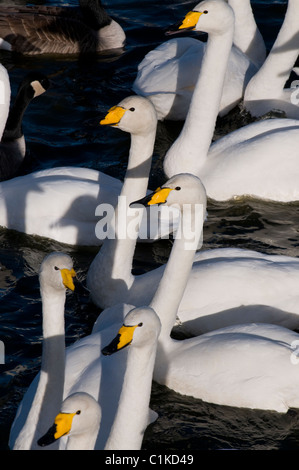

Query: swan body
[[132, 172, 299, 413], [0, 68, 50, 181], [132, 0, 265, 121], [10, 252, 76, 450], [38, 307, 161, 450], [0, 166, 122, 246], [0, 1, 125, 55], [163, 1, 299, 203], [0, 96, 173, 245], [244, 0, 299, 119]]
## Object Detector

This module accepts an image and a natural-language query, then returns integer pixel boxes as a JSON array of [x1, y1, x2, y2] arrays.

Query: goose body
[[132, 0, 265, 121], [129, 172, 299, 413], [244, 0, 299, 119], [0, 1, 125, 55], [10, 253, 76, 450], [163, 1, 299, 203], [38, 307, 161, 450], [0, 67, 49, 182]]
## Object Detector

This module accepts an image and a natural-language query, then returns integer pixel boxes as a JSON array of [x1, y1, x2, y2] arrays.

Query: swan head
[[102, 306, 161, 355], [100, 95, 157, 136], [171, 0, 234, 36], [37, 392, 101, 448], [130, 173, 207, 213], [39, 252, 76, 293]]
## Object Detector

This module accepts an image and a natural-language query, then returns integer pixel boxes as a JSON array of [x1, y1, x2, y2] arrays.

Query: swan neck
[[13, 286, 66, 450], [245, 0, 299, 98], [104, 341, 157, 450], [2, 87, 33, 142], [150, 209, 203, 341], [229, 0, 265, 67], [164, 29, 233, 177], [87, 130, 156, 307], [0, 68, 10, 141]]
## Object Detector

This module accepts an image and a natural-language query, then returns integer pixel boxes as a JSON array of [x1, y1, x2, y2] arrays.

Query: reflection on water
[[1, 0, 299, 452]]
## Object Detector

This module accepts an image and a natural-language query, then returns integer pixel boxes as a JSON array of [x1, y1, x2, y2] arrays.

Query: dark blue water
[[1, 0, 299, 453]]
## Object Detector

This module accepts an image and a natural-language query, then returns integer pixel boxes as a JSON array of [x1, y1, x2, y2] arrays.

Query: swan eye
[[76, 410, 81, 415], [54, 266, 60, 271], [175, 186, 181, 191], [138, 322, 143, 327], [203, 10, 208, 14], [129, 107, 135, 112]]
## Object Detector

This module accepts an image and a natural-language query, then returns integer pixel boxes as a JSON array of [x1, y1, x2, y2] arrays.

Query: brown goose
[[0, 0, 126, 55]]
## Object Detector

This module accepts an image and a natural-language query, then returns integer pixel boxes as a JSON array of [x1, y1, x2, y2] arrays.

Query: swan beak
[[37, 412, 76, 447], [130, 187, 173, 207], [178, 11, 202, 31], [100, 105, 126, 126], [102, 324, 139, 355], [60, 268, 76, 291]]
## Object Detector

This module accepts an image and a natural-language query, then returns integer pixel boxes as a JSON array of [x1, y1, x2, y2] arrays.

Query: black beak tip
[[37, 423, 57, 447], [101, 346, 112, 356]]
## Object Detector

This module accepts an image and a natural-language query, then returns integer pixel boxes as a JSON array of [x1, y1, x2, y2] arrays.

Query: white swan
[[0, 0, 125, 55], [163, 1, 299, 203], [87, 96, 299, 337], [0, 67, 50, 181], [10, 252, 76, 450], [132, 0, 265, 121], [0, 95, 173, 246], [127, 173, 299, 413], [244, 0, 299, 119], [37, 307, 161, 450]]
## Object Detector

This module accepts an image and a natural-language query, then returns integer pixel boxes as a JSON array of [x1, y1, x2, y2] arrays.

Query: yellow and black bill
[[129, 186, 173, 208], [102, 323, 139, 356]]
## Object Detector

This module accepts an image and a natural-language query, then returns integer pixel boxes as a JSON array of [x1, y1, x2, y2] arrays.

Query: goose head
[[37, 392, 101, 448], [102, 306, 161, 355], [39, 252, 76, 293], [20, 72, 50, 100], [100, 95, 157, 136]]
